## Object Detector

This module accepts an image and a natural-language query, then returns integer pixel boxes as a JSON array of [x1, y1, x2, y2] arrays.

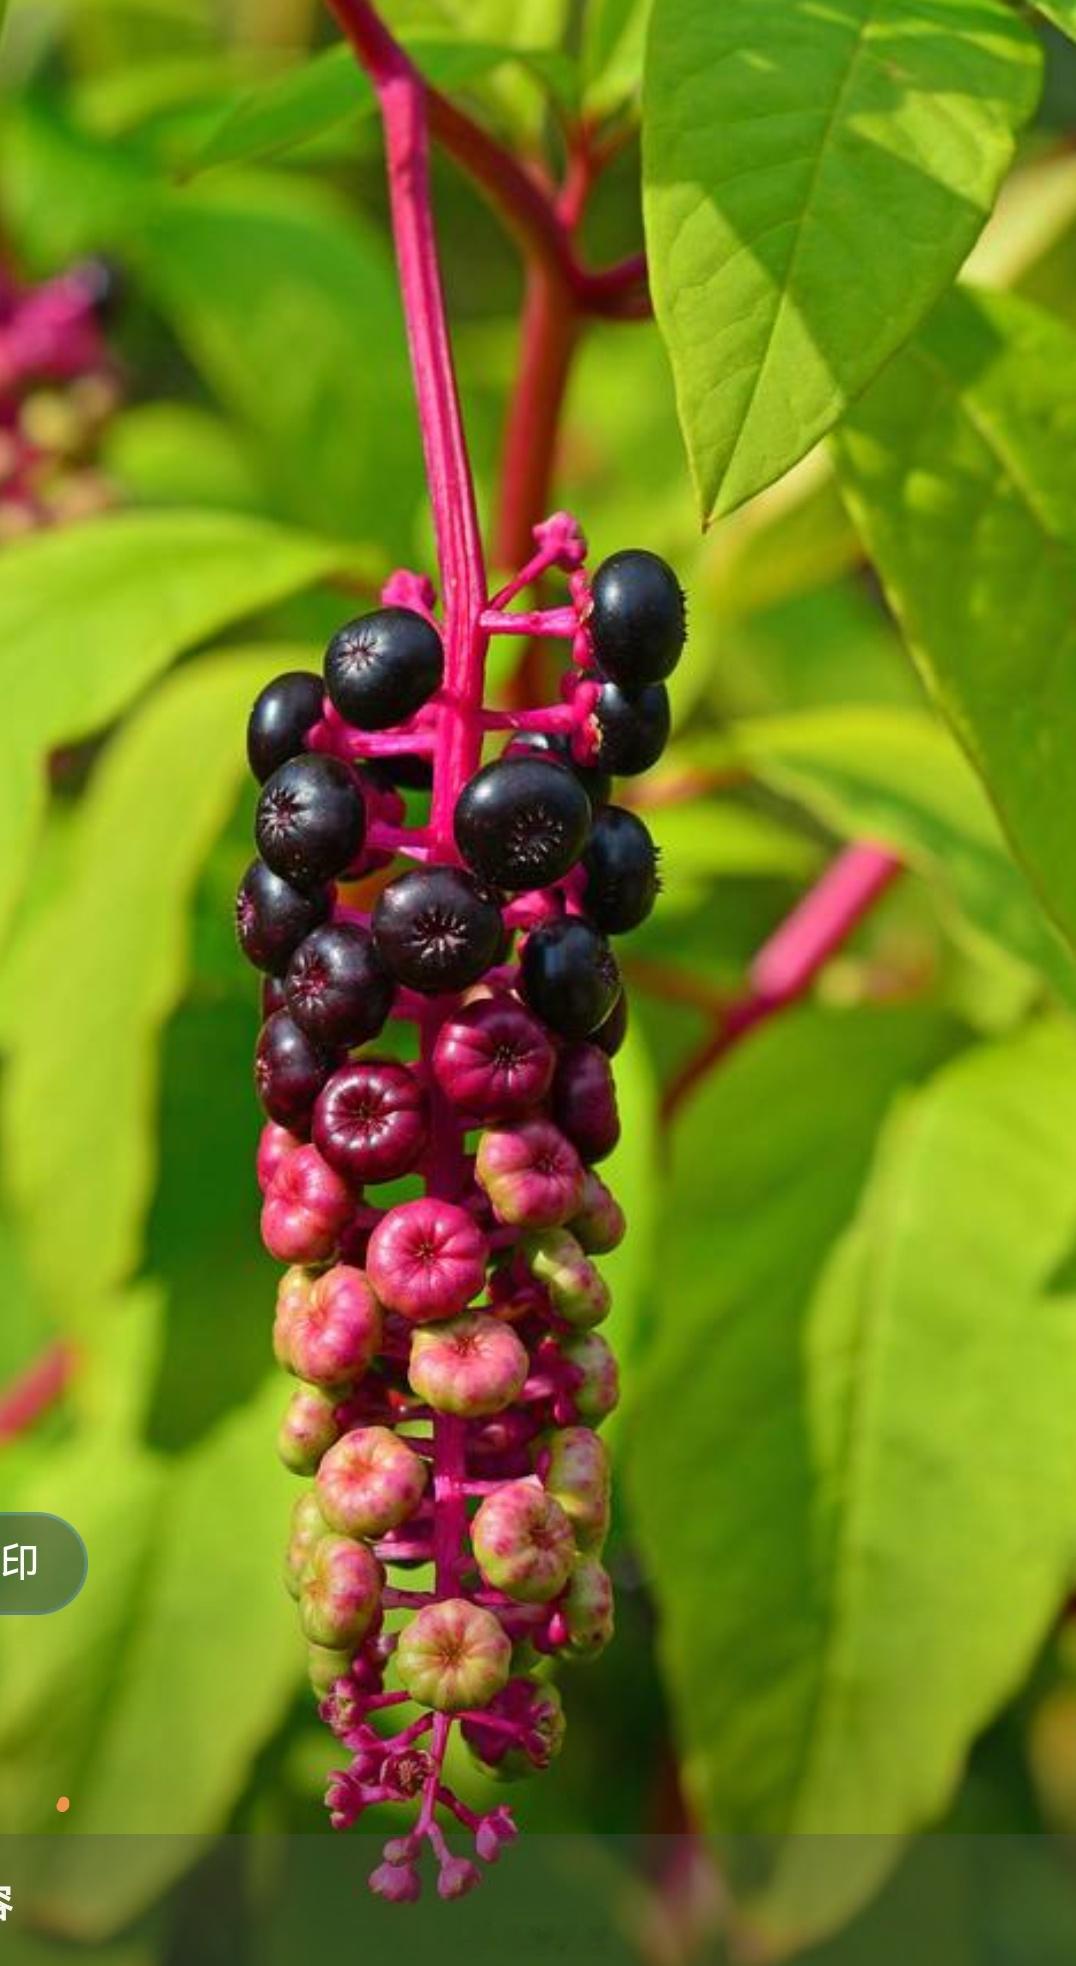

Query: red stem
[[661, 845, 902, 1125], [0, 1340, 73, 1445]]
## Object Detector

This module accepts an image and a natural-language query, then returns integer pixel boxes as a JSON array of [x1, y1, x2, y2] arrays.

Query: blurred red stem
[[0, 1340, 73, 1446]]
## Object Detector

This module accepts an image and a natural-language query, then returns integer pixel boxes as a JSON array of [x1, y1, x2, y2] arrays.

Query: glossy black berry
[[591, 989, 628, 1057], [246, 671, 324, 784], [235, 859, 331, 975], [589, 549, 686, 688], [505, 729, 612, 811], [520, 917, 622, 1040], [454, 755, 591, 892], [254, 1011, 334, 1131], [587, 678, 670, 777], [324, 608, 443, 731], [285, 922, 395, 1048], [581, 806, 659, 934], [255, 753, 365, 890], [373, 865, 504, 995]]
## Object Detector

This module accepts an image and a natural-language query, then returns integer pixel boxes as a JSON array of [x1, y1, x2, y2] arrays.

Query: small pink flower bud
[[475, 1120, 584, 1230], [395, 1598, 511, 1712], [325, 1765, 368, 1830], [299, 1533, 383, 1648], [462, 1675, 566, 1777], [313, 1059, 428, 1186], [369, 1859, 422, 1903], [475, 1805, 517, 1861], [541, 1427, 611, 1552], [278, 1384, 341, 1474], [438, 1856, 481, 1900], [471, 1477, 575, 1604], [569, 1170, 626, 1254], [366, 1197, 488, 1323], [408, 1313, 529, 1418], [284, 1488, 329, 1598], [560, 1331, 619, 1424], [552, 1043, 620, 1163], [316, 1424, 428, 1538], [308, 1641, 355, 1698], [261, 1143, 353, 1264], [525, 1229, 610, 1328], [432, 997, 555, 1121], [285, 1264, 382, 1388], [257, 1120, 301, 1194], [559, 1556, 614, 1658]]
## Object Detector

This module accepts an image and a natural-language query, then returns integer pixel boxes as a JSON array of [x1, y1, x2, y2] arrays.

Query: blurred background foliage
[[5, 0, 1076, 1960]]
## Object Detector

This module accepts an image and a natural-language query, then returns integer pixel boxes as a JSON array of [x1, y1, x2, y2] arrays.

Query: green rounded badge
[[0, 1513, 87, 1614]]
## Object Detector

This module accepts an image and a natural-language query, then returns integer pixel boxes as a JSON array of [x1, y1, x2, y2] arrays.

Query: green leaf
[[595, 1022, 659, 1400], [581, 0, 651, 111], [628, 1014, 1076, 1947], [833, 286, 1076, 958], [0, 511, 348, 942], [1, 647, 311, 1326], [0, 1378, 299, 1937], [1030, 2, 1076, 37], [642, 0, 1041, 522], [727, 706, 1076, 1002]]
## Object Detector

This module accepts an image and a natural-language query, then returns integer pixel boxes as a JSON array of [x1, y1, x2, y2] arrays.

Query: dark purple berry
[[285, 922, 395, 1048], [552, 1043, 621, 1163], [261, 975, 287, 1018], [581, 805, 659, 934], [589, 549, 685, 688], [246, 671, 324, 783], [454, 755, 591, 892], [313, 1059, 427, 1185], [324, 608, 443, 731], [235, 858, 331, 975], [591, 990, 628, 1057], [505, 730, 611, 811], [431, 996, 555, 1119], [373, 865, 504, 995], [255, 1011, 334, 1131], [520, 917, 621, 1040], [586, 678, 670, 776], [255, 754, 365, 890]]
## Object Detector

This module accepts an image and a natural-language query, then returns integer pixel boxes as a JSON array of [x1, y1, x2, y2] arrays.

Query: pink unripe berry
[[471, 1477, 575, 1604], [525, 1228, 610, 1328], [366, 1197, 488, 1323], [432, 997, 555, 1120], [257, 1120, 301, 1194], [395, 1597, 511, 1712], [299, 1532, 383, 1648], [475, 1120, 584, 1230], [560, 1331, 619, 1424], [316, 1424, 428, 1538], [408, 1313, 529, 1418], [569, 1169, 627, 1254], [313, 1059, 428, 1186], [541, 1427, 611, 1552], [261, 1143, 353, 1263], [551, 1043, 620, 1163], [284, 1488, 329, 1598], [559, 1556, 614, 1658], [278, 1383, 341, 1474], [273, 1265, 313, 1369], [307, 1641, 355, 1697], [281, 1264, 382, 1388]]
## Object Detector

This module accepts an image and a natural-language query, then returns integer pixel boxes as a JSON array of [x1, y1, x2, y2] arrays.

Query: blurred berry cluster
[[0, 258, 120, 540]]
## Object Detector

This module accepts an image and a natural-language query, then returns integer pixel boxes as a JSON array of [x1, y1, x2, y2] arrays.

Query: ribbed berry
[[255, 753, 365, 889], [431, 996, 555, 1120], [366, 1198, 489, 1322], [247, 670, 324, 783], [454, 755, 590, 891], [313, 1059, 427, 1185], [285, 922, 394, 1048], [373, 865, 504, 994], [324, 607, 443, 730]]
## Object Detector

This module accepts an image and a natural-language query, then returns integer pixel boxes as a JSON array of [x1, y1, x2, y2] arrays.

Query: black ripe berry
[[505, 729, 612, 811], [254, 1011, 334, 1132], [591, 988, 628, 1057], [520, 916, 622, 1040], [285, 922, 395, 1048], [255, 753, 365, 890], [582, 806, 659, 934], [246, 671, 324, 783], [588, 678, 670, 776], [236, 858, 331, 975], [373, 864, 504, 995], [454, 755, 591, 892], [589, 549, 685, 688], [324, 607, 443, 731]]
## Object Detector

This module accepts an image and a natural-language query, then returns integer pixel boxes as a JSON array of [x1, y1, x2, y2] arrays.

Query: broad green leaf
[[628, 1015, 1076, 1947], [101, 402, 263, 512], [2, 648, 310, 1326], [0, 1378, 299, 1937], [582, 0, 651, 112], [0, 511, 348, 942], [1030, 2, 1076, 36], [833, 287, 1076, 956], [643, 0, 1041, 521], [727, 706, 1076, 1002]]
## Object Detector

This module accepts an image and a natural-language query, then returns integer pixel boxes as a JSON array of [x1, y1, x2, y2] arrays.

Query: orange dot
[[55, 1797, 70, 1813]]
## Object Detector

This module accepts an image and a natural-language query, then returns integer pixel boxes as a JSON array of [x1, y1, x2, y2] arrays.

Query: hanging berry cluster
[[236, 516, 685, 1899], [0, 259, 120, 540]]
